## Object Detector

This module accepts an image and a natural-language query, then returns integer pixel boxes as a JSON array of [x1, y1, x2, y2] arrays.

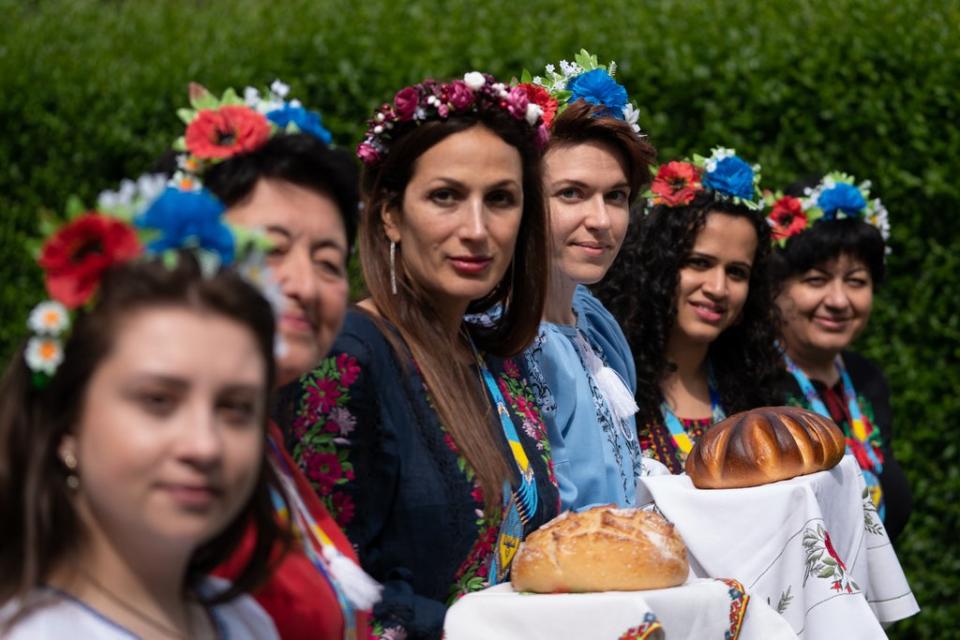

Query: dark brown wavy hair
[[594, 193, 783, 429], [0, 254, 288, 615]]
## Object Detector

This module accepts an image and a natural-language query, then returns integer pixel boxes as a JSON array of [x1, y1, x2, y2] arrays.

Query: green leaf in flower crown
[[555, 89, 573, 103], [520, 69, 533, 84], [162, 250, 179, 271], [173, 136, 187, 152], [189, 82, 218, 111], [220, 87, 244, 106], [574, 49, 600, 71], [177, 108, 197, 125], [65, 195, 86, 220], [37, 210, 60, 238]]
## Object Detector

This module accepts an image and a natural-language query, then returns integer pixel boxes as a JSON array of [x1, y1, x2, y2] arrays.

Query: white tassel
[[594, 365, 639, 423], [575, 333, 639, 425], [323, 546, 383, 611]]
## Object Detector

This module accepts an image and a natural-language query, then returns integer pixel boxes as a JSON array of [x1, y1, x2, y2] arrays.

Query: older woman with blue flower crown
[[596, 148, 783, 473], [509, 51, 656, 510], [767, 173, 911, 543]]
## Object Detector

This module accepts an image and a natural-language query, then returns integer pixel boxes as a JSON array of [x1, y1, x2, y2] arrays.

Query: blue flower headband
[[527, 49, 642, 134], [648, 147, 763, 211]]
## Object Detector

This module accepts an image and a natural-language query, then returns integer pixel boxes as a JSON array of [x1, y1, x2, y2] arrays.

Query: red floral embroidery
[[294, 355, 360, 525]]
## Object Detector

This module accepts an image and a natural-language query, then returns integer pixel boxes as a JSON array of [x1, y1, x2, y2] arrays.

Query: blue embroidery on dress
[[523, 330, 557, 417]]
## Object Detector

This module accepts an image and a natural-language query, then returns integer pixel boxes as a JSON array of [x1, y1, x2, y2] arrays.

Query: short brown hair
[[548, 100, 657, 204]]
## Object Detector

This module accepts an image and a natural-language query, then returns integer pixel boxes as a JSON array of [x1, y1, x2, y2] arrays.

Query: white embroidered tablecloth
[[444, 578, 798, 639], [637, 455, 918, 638]]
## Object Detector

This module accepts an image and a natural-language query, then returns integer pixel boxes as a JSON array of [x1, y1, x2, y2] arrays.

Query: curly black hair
[[593, 192, 783, 428]]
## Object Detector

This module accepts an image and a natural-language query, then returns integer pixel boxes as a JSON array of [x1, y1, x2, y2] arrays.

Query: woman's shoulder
[[1, 589, 140, 639], [201, 577, 280, 639]]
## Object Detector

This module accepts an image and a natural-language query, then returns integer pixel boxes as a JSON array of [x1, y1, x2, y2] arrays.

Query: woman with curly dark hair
[[595, 148, 782, 474]]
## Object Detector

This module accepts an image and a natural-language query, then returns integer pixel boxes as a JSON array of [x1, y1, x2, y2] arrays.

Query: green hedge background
[[2, 0, 957, 635]]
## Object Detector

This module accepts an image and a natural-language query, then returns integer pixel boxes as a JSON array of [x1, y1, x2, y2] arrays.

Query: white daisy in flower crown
[[27, 301, 70, 335]]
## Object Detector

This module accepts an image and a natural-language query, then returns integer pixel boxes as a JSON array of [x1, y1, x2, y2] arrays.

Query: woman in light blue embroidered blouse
[[520, 55, 657, 510]]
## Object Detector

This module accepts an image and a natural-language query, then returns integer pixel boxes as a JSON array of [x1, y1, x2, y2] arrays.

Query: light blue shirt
[[524, 285, 644, 510]]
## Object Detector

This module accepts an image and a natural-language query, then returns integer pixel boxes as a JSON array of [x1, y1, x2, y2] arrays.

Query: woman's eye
[[219, 400, 258, 426], [556, 187, 582, 201], [606, 190, 629, 205], [728, 267, 750, 281], [803, 277, 827, 287], [136, 392, 176, 416], [430, 189, 458, 205], [486, 190, 517, 207], [846, 278, 869, 288], [686, 256, 710, 269]]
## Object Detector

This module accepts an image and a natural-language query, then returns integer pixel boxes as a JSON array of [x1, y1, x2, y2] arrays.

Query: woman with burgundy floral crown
[[276, 72, 560, 639], [169, 80, 380, 640], [512, 51, 656, 509], [595, 149, 783, 474], [767, 174, 911, 543]]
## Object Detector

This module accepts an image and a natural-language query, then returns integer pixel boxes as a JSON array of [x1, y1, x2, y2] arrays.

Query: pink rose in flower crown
[[768, 195, 807, 241], [447, 80, 475, 110], [393, 86, 420, 121], [505, 86, 529, 120], [184, 105, 271, 160], [651, 161, 702, 207], [357, 142, 381, 165], [516, 83, 558, 128]]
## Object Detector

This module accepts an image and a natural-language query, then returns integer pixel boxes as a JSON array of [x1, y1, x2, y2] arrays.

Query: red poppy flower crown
[[646, 147, 763, 212], [174, 80, 334, 177], [24, 175, 277, 388], [356, 72, 550, 167], [764, 172, 890, 247]]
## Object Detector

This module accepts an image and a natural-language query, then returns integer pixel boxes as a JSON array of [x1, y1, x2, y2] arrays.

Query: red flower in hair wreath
[[650, 161, 702, 207], [39, 213, 141, 309], [514, 83, 559, 128], [767, 195, 808, 242], [184, 104, 272, 160]]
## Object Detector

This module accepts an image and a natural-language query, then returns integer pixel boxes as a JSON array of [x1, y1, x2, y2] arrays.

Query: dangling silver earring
[[389, 241, 398, 295], [61, 450, 80, 491]]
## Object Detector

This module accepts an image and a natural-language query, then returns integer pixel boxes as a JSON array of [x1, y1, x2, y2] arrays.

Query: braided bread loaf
[[510, 506, 688, 593], [685, 406, 846, 489]]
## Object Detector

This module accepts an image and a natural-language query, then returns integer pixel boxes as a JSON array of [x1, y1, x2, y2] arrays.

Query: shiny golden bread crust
[[685, 406, 846, 489], [510, 506, 689, 593]]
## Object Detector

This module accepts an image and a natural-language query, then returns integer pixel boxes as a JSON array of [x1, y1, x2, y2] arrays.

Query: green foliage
[[1, 0, 957, 634]]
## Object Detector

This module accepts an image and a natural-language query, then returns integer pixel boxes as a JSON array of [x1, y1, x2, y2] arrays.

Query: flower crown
[[765, 172, 890, 246], [24, 175, 277, 387], [174, 80, 333, 176], [518, 49, 641, 134], [356, 72, 549, 167], [647, 147, 763, 211]]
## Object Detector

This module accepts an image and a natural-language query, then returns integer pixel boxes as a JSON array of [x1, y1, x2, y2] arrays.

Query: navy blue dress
[[275, 309, 560, 639]]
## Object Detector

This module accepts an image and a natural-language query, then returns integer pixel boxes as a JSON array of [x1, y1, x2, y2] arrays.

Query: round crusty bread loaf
[[510, 505, 688, 593], [685, 406, 846, 489]]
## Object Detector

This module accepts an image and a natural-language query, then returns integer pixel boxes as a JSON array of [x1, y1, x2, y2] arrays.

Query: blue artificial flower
[[266, 104, 333, 145], [566, 69, 628, 119], [702, 156, 756, 201], [135, 187, 235, 264], [817, 183, 866, 219]]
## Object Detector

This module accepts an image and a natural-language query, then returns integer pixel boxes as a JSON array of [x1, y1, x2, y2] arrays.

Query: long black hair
[[594, 192, 783, 428]]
